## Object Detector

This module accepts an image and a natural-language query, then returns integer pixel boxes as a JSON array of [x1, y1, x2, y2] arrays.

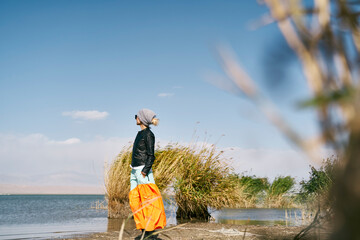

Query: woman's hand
[[141, 171, 146, 178]]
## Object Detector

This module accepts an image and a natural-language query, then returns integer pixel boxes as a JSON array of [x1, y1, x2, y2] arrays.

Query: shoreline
[[60, 222, 329, 240]]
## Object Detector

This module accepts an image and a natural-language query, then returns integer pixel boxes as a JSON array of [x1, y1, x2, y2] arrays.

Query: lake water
[[0, 194, 306, 240]]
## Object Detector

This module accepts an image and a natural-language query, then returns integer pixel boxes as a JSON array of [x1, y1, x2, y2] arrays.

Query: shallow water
[[0, 194, 108, 239], [0, 195, 305, 239]]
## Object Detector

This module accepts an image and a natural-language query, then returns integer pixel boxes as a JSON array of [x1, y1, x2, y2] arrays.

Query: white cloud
[[0, 133, 81, 146], [157, 93, 174, 97], [50, 138, 81, 145], [0, 133, 137, 193], [62, 110, 109, 120]]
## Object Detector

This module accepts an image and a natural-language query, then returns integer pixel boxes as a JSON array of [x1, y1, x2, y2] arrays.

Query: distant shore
[[62, 222, 329, 240]]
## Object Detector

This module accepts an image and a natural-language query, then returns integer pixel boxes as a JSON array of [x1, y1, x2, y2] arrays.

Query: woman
[[129, 108, 166, 238]]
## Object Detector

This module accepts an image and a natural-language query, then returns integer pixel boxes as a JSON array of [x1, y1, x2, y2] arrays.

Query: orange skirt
[[129, 169, 166, 231]]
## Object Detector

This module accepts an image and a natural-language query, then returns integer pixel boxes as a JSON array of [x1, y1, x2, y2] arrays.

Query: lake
[[0, 194, 307, 239]]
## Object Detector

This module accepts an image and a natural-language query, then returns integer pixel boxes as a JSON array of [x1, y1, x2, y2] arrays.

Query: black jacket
[[131, 127, 155, 175]]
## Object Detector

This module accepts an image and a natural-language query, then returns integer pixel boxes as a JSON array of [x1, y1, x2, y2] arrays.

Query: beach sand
[[59, 222, 330, 240]]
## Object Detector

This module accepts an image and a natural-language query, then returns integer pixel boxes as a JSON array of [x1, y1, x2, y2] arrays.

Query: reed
[[230, 174, 269, 208], [265, 176, 295, 208], [174, 142, 243, 220], [152, 143, 186, 192], [105, 141, 243, 219], [105, 145, 133, 218]]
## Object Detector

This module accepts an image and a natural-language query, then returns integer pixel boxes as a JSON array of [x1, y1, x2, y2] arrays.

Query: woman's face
[[136, 116, 141, 125]]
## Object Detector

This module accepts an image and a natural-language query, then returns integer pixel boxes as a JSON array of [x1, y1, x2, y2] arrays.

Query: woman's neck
[[140, 124, 147, 130]]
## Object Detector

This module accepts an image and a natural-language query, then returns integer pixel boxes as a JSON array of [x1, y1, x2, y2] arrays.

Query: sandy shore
[[58, 222, 330, 240]]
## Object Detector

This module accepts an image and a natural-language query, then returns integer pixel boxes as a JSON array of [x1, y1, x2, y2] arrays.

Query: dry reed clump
[[105, 141, 242, 220], [174, 143, 243, 220], [151, 143, 186, 192], [104, 145, 132, 218]]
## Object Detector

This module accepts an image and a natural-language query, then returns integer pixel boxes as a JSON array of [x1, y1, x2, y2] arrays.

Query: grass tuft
[[265, 176, 295, 208], [174, 142, 242, 220], [105, 141, 242, 219], [105, 145, 133, 218]]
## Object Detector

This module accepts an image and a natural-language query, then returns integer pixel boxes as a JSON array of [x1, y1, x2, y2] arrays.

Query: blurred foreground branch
[[213, 0, 360, 238]]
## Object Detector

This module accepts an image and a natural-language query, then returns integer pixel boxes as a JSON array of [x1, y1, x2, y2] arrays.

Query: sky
[[0, 0, 332, 193]]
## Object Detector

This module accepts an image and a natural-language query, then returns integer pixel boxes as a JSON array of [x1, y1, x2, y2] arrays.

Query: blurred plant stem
[[212, 0, 360, 238]]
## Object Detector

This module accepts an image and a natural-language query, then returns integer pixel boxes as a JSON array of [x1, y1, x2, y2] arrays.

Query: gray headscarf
[[137, 108, 156, 127]]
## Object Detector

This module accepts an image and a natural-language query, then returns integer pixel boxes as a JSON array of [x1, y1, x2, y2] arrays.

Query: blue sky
[[0, 0, 326, 193]]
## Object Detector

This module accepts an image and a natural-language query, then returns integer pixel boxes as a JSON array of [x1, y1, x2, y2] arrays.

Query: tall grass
[[104, 145, 132, 218], [265, 176, 295, 208], [151, 143, 186, 192], [230, 174, 297, 208], [174, 142, 243, 220], [229, 174, 269, 208], [105, 141, 242, 219]]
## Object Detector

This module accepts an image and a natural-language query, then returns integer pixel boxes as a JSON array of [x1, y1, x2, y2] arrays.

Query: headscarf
[[137, 108, 156, 127]]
